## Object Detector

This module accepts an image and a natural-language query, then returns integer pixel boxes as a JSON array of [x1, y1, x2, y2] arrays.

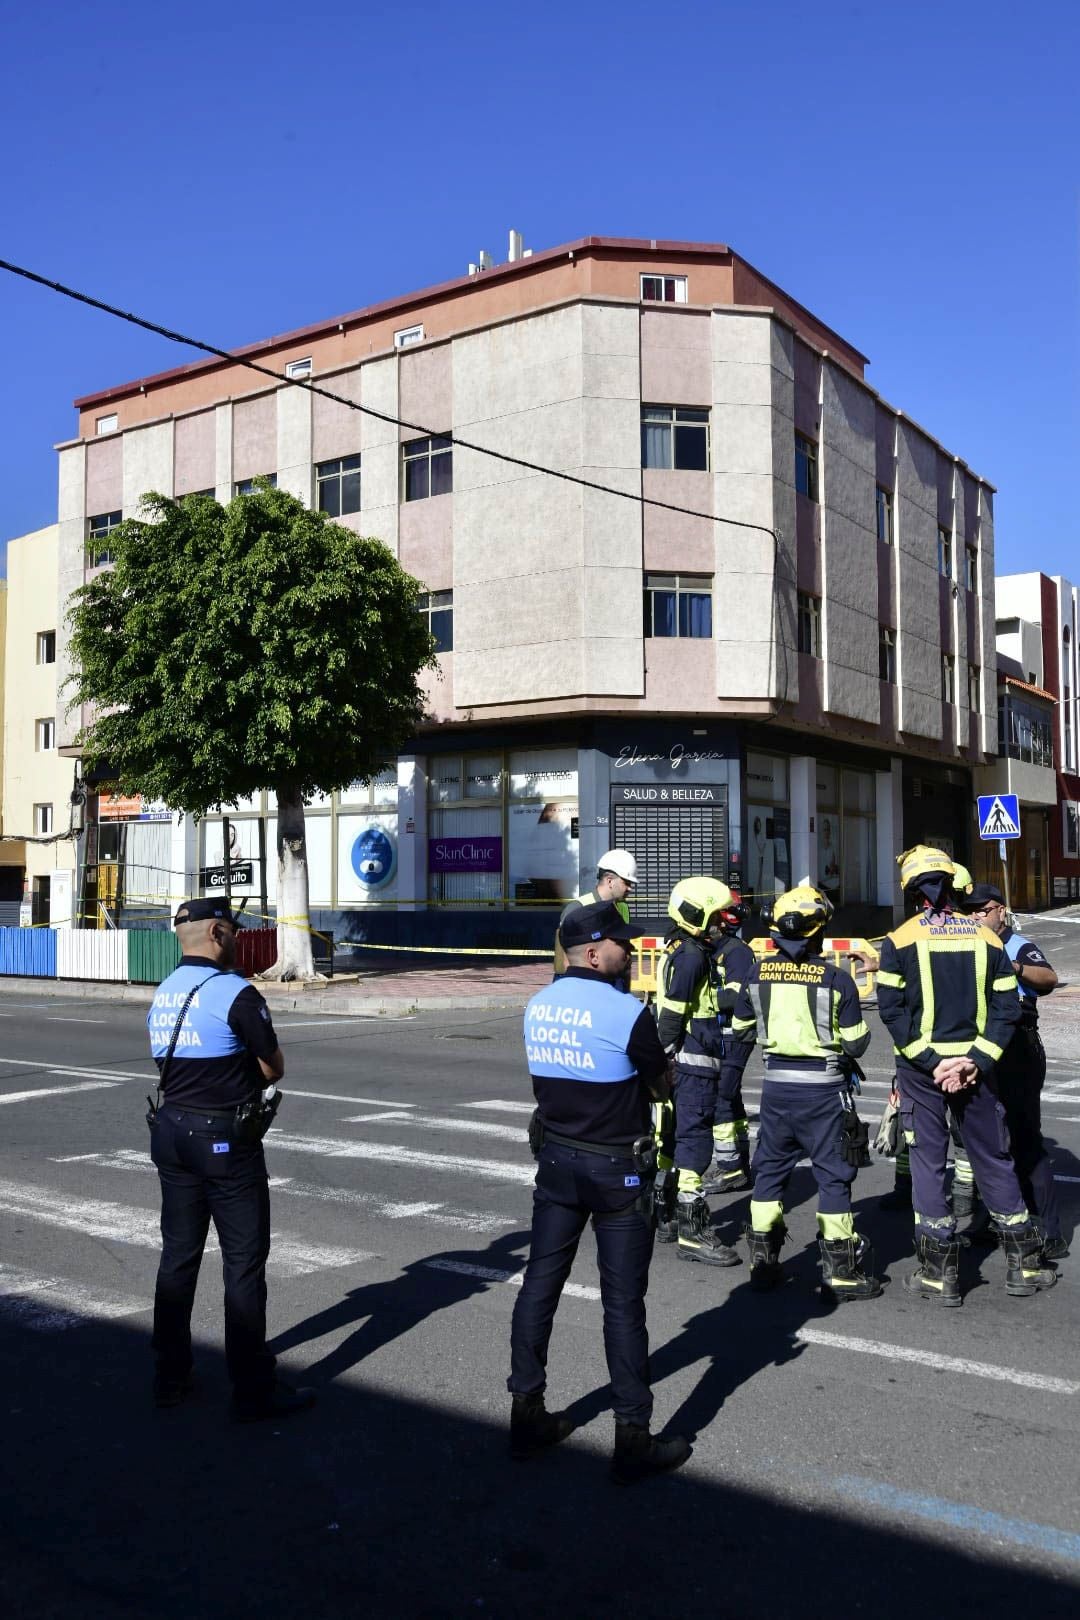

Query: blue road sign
[[977, 793, 1021, 840]]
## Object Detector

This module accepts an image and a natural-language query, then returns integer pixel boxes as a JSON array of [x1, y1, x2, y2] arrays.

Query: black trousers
[[150, 1106, 274, 1400], [509, 1142, 655, 1426], [993, 1026, 1062, 1238]]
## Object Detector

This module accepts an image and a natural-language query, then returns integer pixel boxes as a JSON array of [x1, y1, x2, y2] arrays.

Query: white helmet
[[597, 849, 638, 887]]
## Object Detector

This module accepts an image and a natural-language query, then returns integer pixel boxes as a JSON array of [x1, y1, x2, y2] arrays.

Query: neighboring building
[[973, 571, 1080, 908], [53, 234, 999, 941], [1, 526, 77, 924]]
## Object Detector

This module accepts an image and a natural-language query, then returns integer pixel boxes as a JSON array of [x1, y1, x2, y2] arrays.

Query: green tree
[[68, 484, 436, 978]]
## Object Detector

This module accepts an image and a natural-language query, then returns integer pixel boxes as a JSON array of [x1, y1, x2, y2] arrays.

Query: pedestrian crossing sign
[[977, 793, 1021, 840]]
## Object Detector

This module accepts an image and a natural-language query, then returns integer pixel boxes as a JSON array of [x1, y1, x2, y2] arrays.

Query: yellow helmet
[[897, 845, 956, 890], [667, 876, 734, 938], [951, 861, 973, 896], [764, 884, 833, 940]]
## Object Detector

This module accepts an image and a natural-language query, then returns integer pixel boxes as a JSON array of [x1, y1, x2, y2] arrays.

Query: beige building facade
[[52, 236, 997, 940]]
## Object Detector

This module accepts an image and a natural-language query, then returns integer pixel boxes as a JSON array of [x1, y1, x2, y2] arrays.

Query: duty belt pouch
[[231, 1088, 282, 1145], [527, 1106, 543, 1158]]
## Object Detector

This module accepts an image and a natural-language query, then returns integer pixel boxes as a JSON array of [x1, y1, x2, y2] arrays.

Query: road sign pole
[[223, 815, 232, 913], [999, 837, 1012, 912]]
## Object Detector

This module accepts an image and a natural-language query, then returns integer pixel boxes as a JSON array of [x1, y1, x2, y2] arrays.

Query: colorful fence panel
[[127, 930, 182, 985], [0, 928, 56, 978], [56, 929, 129, 982]]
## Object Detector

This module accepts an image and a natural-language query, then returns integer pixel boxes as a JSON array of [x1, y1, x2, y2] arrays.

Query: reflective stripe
[[974, 937, 987, 1038], [992, 976, 1017, 991], [900, 1037, 931, 1059], [877, 970, 905, 988], [916, 941, 935, 1048], [748, 983, 765, 1033], [810, 986, 834, 1050], [817, 1211, 855, 1241], [675, 1051, 723, 1071], [677, 1168, 703, 1194], [731, 1016, 757, 1036], [750, 1198, 784, 1232], [838, 1021, 870, 1042], [713, 1121, 739, 1145], [988, 1210, 1031, 1228], [972, 1036, 1003, 1062], [929, 1041, 977, 1055], [764, 1064, 845, 1084]]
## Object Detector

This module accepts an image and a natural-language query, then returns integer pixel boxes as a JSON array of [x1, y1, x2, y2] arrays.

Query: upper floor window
[[417, 589, 453, 652], [234, 474, 277, 496], [37, 630, 56, 665], [968, 664, 981, 713], [402, 435, 453, 502], [316, 455, 361, 517], [394, 324, 425, 348], [795, 434, 819, 501], [641, 406, 709, 472], [878, 625, 896, 683], [34, 803, 53, 836], [36, 717, 55, 751], [797, 592, 822, 657], [284, 357, 312, 380], [999, 695, 1053, 767], [87, 511, 122, 568], [875, 486, 893, 544], [942, 654, 956, 704], [95, 413, 118, 435], [964, 546, 978, 593], [641, 274, 687, 304], [643, 573, 713, 639], [937, 525, 952, 578]]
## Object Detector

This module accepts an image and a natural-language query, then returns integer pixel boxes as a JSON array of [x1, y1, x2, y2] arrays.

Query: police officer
[[728, 886, 881, 1299], [954, 883, 1066, 1258], [702, 894, 755, 1195], [510, 900, 691, 1485], [552, 849, 637, 978], [147, 899, 315, 1420], [877, 848, 1056, 1306]]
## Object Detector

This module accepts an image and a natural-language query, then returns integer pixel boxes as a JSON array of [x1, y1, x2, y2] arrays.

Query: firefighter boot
[[903, 1233, 961, 1308], [1001, 1230, 1059, 1298], [611, 1421, 692, 1486], [744, 1222, 785, 1292], [701, 1160, 753, 1196], [654, 1172, 679, 1245], [510, 1394, 574, 1460], [676, 1196, 740, 1267], [818, 1235, 883, 1302]]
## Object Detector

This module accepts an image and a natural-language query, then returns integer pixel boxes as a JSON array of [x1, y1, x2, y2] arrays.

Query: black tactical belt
[[541, 1127, 639, 1157], [159, 1101, 238, 1118]]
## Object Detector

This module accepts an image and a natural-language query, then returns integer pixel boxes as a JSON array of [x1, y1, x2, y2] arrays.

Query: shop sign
[[613, 742, 727, 772], [200, 863, 255, 890], [611, 783, 724, 805], [428, 836, 503, 874], [99, 794, 172, 822]]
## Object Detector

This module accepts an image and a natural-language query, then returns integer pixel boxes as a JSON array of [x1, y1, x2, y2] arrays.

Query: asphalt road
[[1, 921, 1079, 1619]]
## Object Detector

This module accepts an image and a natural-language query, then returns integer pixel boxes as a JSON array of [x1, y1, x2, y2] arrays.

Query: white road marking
[[284, 1089, 417, 1107], [0, 1056, 155, 1082], [0, 1081, 122, 1106], [273, 1018, 381, 1028], [341, 1110, 525, 1143], [0, 1178, 374, 1277], [46, 1017, 109, 1024], [0, 1262, 148, 1332], [423, 1258, 600, 1301], [462, 1099, 535, 1114], [338, 1110, 418, 1125], [267, 1131, 535, 1185], [794, 1326, 1080, 1395]]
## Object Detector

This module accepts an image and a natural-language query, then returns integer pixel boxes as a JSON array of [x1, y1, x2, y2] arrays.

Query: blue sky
[[1, 0, 1077, 578]]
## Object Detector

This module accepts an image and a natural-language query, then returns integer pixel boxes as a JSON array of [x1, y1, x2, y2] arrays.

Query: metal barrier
[[56, 929, 129, 982], [630, 935, 881, 1000]]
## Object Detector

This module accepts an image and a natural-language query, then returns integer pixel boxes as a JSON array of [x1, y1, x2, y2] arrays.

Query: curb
[[0, 975, 535, 1018]]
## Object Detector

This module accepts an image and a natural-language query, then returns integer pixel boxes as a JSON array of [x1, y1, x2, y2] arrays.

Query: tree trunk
[[259, 779, 322, 981]]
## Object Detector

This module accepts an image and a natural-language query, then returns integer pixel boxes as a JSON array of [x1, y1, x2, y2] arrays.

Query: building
[[1, 526, 77, 924], [53, 234, 999, 943], [973, 571, 1080, 908]]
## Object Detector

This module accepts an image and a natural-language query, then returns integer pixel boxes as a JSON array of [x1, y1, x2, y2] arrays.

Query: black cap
[[559, 900, 644, 950], [174, 898, 239, 928], [963, 883, 1006, 910]]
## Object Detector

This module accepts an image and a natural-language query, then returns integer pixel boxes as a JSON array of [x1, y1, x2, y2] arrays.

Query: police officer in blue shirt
[[509, 901, 691, 1485], [147, 899, 315, 1421]]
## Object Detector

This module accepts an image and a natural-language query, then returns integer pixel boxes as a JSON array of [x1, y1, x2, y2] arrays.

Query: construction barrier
[[56, 928, 129, 982], [630, 935, 882, 1000], [0, 925, 278, 986]]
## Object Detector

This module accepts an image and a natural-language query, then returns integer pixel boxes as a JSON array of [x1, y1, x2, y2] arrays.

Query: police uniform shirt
[[524, 967, 666, 1143], [148, 955, 279, 1110], [1001, 926, 1053, 1012]]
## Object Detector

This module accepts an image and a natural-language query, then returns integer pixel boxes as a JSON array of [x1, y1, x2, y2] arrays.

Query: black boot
[[701, 1161, 753, 1195], [510, 1394, 574, 1460], [744, 1222, 785, 1291], [903, 1234, 961, 1307], [611, 1421, 691, 1486], [879, 1176, 912, 1211], [818, 1235, 883, 1302], [1001, 1230, 1059, 1297], [676, 1196, 741, 1267], [655, 1173, 679, 1244]]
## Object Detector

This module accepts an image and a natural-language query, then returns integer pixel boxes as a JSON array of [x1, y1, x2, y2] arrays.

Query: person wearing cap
[[727, 885, 881, 1299], [510, 900, 690, 1485], [552, 849, 637, 980], [876, 848, 1056, 1306], [146, 899, 314, 1421], [954, 883, 1066, 1258]]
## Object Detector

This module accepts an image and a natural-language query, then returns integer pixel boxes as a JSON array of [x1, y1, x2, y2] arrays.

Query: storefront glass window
[[745, 751, 791, 901]]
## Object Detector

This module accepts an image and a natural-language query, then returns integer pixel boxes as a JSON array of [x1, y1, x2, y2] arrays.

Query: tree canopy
[[67, 484, 438, 812]]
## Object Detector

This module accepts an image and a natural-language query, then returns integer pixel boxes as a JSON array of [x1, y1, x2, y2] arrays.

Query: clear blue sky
[[2, 0, 1077, 578]]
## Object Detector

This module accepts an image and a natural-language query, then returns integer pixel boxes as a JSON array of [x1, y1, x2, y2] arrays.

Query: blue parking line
[[827, 1473, 1080, 1564]]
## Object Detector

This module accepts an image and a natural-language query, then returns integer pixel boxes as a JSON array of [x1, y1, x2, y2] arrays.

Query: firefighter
[[728, 886, 881, 1300], [552, 850, 637, 979], [876, 847, 1056, 1306], [701, 894, 755, 1195], [655, 877, 741, 1266]]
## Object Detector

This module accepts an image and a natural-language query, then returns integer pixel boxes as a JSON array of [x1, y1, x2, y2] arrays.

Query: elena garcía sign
[[613, 741, 727, 772]]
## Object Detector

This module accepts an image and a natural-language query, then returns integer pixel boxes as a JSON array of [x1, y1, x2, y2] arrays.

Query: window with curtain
[[643, 574, 712, 638], [641, 406, 710, 471]]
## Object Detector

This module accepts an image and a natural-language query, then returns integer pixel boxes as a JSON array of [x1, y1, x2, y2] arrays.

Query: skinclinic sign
[[428, 836, 503, 874]]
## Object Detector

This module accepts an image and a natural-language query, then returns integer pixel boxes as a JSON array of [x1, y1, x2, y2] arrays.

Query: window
[[394, 324, 425, 348], [938, 525, 952, 578], [234, 474, 277, 495], [968, 664, 981, 713], [36, 717, 55, 751], [87, 510, 122, 567], [1064, 628, 1074, 771], [640, 406, 710, 471], [1065, 802, 1079, 858], [999, 695, 1053, 766], [641, 274, 688, 304], [797, 592, 822, 657], [795, 434, 819, 501], [964, 547, 978, 593], [875, 486, 893, 544], [36, 630, 56, 665], [942, 654, 955, 704], [316, 455, 362, 517], [34, 804, 53, 836], [182, 488, 217, 501], [95, 413, 118, 435], [417, 590, 453, 652], [643, 574, 713, 638], [878, 625, 896, 683], [402, 436, 453, 501], [285, 357, 312, 379]]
